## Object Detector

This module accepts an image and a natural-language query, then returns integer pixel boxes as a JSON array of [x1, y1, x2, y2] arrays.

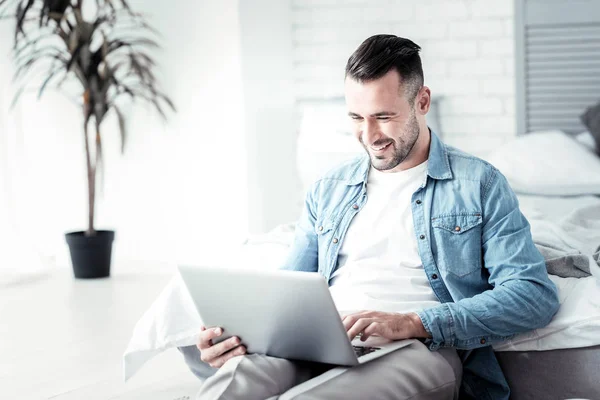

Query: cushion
[[485, 130, 600, 196], [580, 100, 600, 155], [575, 131, 597, 153]]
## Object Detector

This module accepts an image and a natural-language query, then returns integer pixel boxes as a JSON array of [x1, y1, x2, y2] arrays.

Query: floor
[[0, 261, 203, 400]]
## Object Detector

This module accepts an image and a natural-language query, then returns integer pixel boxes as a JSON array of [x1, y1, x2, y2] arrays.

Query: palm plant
[[0, 0, 174, 237]]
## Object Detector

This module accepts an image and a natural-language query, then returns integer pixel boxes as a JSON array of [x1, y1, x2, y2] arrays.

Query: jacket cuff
[[416, 304, 455, 350]]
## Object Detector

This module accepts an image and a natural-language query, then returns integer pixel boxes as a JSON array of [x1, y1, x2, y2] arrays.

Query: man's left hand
[[342, 310, 431, 342]]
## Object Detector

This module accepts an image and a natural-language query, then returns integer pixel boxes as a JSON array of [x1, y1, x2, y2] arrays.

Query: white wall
[[0, 0, 250, 271], [290, 0, 517, 157], [0, 1, 519, 273], [238, 0, 298, 234]]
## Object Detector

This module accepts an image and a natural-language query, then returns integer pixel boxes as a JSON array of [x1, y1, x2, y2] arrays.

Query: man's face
[[344, 69, 421, 172]]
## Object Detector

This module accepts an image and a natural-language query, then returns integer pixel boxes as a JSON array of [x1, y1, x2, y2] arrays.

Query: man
[[181, 34, 560, 399]]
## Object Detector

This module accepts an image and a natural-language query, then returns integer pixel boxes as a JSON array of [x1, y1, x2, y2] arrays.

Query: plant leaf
[[38, 64, 66, 98], [112, 104, 127, 153], [10, 85, 27, 109], [13, 52, 65, 82], [15, 0, 35, 40]]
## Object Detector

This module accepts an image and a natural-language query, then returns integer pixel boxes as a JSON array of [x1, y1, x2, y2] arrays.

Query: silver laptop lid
[[178, 265, 358, 365]]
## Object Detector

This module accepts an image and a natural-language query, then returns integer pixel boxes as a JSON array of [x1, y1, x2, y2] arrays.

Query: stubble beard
[[367, 108, 420, 172]]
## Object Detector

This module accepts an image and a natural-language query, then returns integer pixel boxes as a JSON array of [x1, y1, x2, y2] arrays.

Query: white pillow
[[485, 130, 600, 196], [296, 103, 363, 192]]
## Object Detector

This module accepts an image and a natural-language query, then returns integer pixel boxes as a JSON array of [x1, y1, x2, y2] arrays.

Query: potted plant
[[0, 0, 174, 278]]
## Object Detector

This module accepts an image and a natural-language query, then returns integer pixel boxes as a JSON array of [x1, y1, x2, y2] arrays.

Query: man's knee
[[280, 341, 461, 400]]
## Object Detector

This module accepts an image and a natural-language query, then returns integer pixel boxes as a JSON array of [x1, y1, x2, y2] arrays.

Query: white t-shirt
[[329, 161, 441, 314]]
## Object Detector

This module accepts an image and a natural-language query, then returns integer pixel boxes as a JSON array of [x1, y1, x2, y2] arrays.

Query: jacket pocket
[[431, 213, 483, 277]]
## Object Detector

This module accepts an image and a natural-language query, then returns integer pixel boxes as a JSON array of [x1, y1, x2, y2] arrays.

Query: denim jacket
[[281, 131, 560, 399]]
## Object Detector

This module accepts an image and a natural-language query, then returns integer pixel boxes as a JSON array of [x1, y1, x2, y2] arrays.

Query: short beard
[[366, 108, 420, 171]]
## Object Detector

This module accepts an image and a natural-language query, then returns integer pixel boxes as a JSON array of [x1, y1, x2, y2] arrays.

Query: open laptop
[[177, 265, 415, 366]]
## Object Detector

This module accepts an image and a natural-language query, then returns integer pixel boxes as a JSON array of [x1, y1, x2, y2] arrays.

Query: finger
[[357, 310, 382, 319], [197, 326, 207, 349], [202, 335, 241, 362], [342, 311, 377, 330], [342, 315, 358, 331], [342, 312, 364, 331], [343, 310, 371, 319], [211, 345, 247, 368], [197, 327, 223, 350], [360, 322, 381, 342], [347, 318, 375, 341]]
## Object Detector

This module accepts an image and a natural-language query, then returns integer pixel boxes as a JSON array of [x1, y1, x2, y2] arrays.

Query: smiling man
[[185, 35, 560, 400]]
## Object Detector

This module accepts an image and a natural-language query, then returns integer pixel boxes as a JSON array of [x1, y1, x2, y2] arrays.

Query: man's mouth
[[370, 142, 392, 152]]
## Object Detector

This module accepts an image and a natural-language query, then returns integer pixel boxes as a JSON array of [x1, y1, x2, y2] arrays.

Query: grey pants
[[180, 340, 462, 400]]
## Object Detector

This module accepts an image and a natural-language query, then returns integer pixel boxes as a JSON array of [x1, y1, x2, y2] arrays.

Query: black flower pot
[[65, 230, 115, 279]]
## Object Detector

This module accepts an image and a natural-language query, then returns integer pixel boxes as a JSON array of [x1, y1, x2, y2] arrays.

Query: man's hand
[[197, 326, 246, 368], [342, 311, 432, 342]]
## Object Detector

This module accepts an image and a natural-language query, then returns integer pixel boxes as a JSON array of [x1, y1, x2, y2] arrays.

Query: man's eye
[[376, 117, 390, 121], [350, 116, 363, 121]]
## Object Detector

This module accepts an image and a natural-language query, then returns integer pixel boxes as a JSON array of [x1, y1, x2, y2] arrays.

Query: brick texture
[[291, 0, 517, 158]]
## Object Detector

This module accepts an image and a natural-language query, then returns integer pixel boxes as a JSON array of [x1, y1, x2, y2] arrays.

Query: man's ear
[[417, 86, 431, 115]]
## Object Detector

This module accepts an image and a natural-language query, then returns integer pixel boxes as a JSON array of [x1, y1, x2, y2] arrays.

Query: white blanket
[[519, 194, 600, 278]]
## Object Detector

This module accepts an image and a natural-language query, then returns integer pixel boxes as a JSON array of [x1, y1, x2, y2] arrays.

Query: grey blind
[[516, 0, 600, 135]]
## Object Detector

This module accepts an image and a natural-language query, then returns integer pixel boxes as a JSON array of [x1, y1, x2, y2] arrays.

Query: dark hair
[[345, 34, 424, 104]]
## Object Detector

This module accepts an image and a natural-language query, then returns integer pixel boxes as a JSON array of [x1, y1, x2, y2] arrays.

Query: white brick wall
[[291, 0, 517, 158]]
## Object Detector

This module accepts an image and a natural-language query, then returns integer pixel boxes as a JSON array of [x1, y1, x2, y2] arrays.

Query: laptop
[[177, 265, 415, 366]]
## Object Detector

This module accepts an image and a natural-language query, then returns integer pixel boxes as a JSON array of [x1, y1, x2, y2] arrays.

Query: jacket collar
[[345, 129, 452, 186]]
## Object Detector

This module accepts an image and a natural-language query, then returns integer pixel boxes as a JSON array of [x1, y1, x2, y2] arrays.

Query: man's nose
[[362, 119, 380, 145]]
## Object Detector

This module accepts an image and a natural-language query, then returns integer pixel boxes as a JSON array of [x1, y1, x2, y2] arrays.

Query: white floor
[[0, 261, 202, 400]]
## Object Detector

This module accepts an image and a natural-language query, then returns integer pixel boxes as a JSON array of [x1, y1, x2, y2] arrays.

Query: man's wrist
[[407, 312, 432, 339]]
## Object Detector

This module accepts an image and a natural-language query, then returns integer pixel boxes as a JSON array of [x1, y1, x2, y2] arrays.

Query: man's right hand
[[197, 326, 247, 368]]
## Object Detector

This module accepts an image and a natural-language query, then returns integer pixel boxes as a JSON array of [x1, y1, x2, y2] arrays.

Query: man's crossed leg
[[182, 340, 461, 400]]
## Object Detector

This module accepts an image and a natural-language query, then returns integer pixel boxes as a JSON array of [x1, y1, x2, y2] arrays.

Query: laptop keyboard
[[353, 345, 381, 358]]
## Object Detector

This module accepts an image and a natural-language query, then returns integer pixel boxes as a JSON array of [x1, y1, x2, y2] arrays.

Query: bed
[[500, 0, 600, 396], [493, 193, 600, 400]]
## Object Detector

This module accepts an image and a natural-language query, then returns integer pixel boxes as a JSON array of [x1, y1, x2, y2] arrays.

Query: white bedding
[[491, 194, 600, 351], [493, 274, 600, 351]]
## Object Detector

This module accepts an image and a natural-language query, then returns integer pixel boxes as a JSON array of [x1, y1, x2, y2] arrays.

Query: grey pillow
[[580, 100, 600, 155]]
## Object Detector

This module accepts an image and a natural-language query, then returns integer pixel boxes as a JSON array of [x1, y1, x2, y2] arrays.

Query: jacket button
[[480, 338, 486, 345], [318, 226, 323, 231], [431, 274, 438, 279], [454, 226, 461, 232], [419, 235, 425, 240], [416, 200, 422, 205], [333, 238, 339, 244], [352, 204, 359, 210]]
